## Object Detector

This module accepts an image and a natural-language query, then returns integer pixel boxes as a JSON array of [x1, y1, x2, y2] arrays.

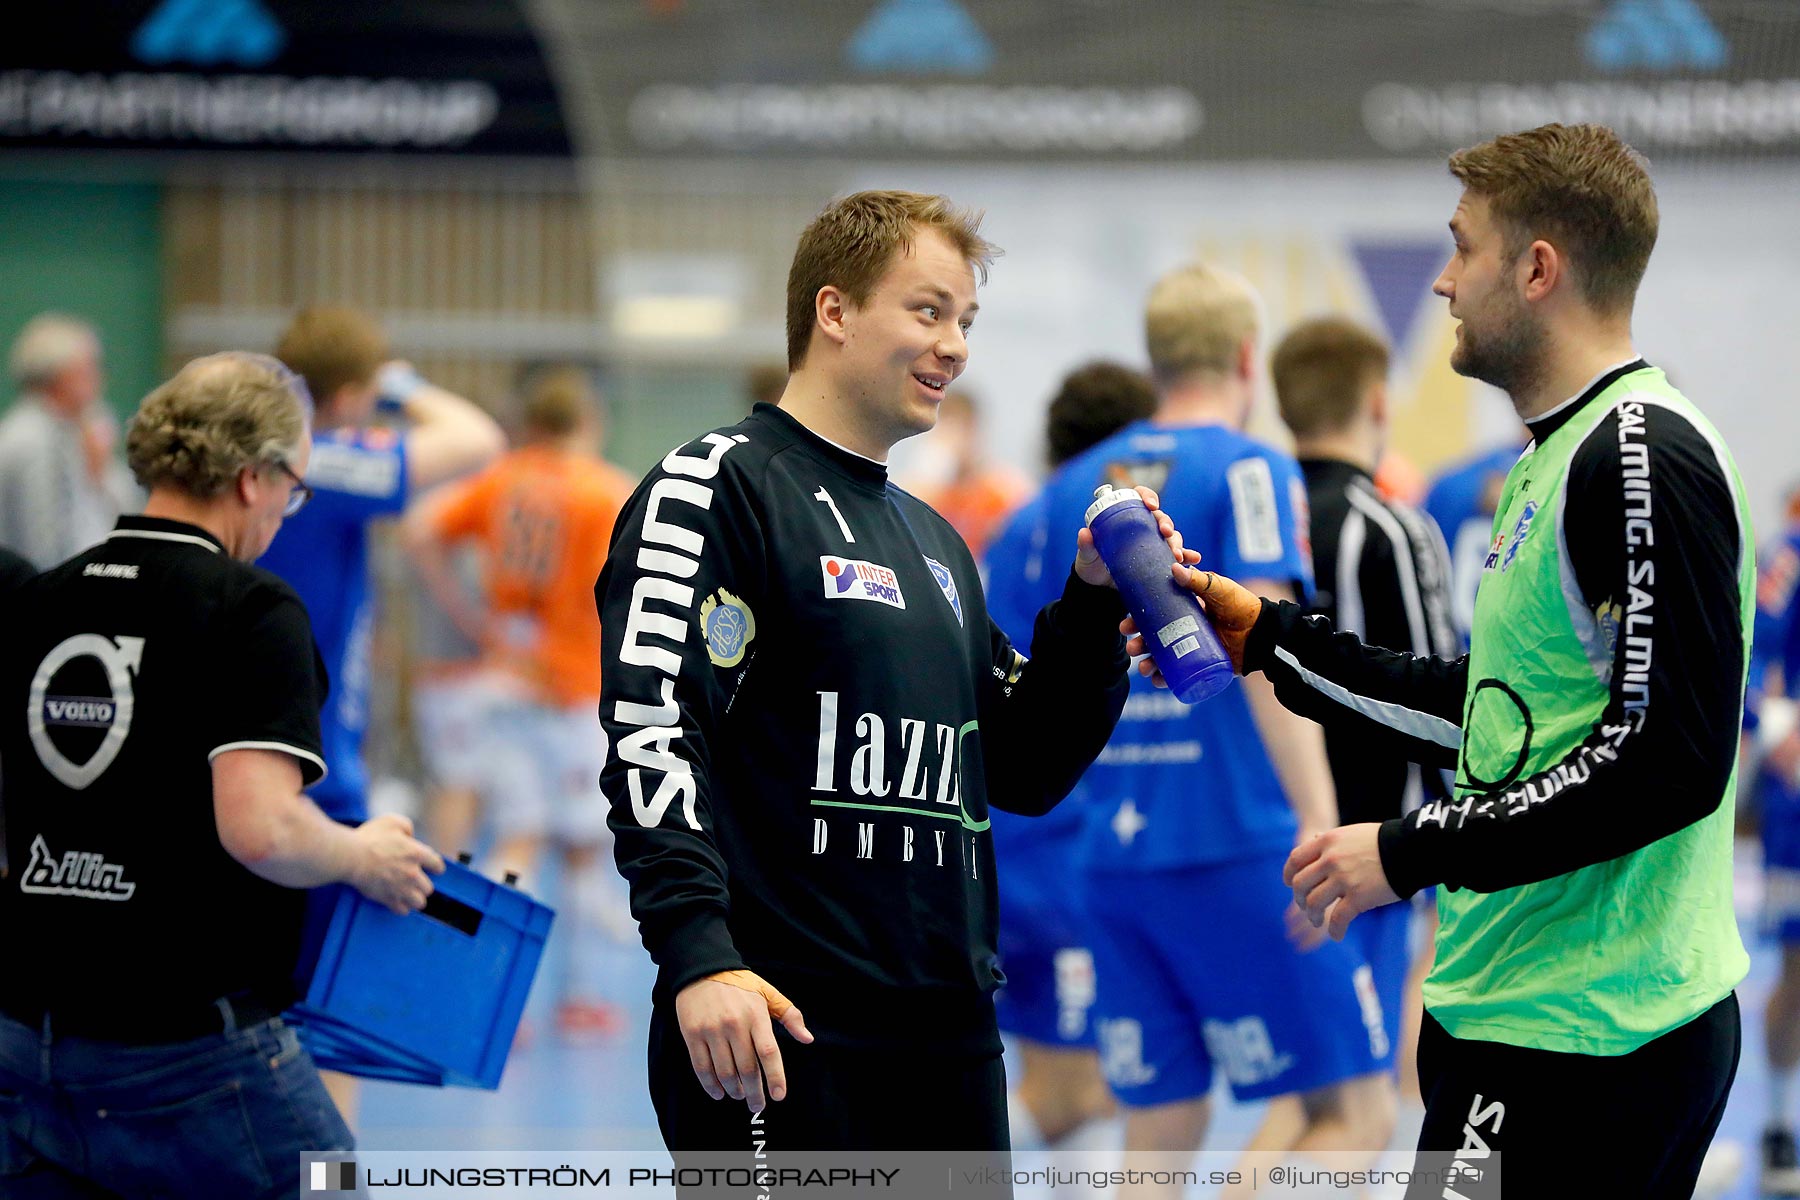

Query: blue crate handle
[[290, 859, 554, 1090], [421, 889, 482, 936]]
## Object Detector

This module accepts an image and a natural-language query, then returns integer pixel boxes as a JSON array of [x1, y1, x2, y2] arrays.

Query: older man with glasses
[[0, 352, 443, 1198]]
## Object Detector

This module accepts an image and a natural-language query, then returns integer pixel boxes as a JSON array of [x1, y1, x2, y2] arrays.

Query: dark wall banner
[[0, 0, 571, 155], [572, 0, 1800, 161]]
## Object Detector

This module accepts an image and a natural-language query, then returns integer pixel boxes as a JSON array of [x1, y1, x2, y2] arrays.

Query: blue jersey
[[1030, 421, 1313, 871], [257, 426, 409, 820], [982, 493, 1087, 852], [1422, 443, 1524, 646], [1746, 528, 1800, 735]]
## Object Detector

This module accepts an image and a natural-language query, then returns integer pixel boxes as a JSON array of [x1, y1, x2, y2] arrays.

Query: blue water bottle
[[1085, 484, 1236, 703]]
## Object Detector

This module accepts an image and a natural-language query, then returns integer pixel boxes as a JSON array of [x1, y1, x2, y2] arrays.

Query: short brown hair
[[1448, 123, 1658, 315], [1144, 264, 1260, 384], [1271, 316, 1390, 439], [785, 191, 998, 370], [1046, 361, 1156, 467], [521, 364, 597, 438], [127, 353, 309, 497], [275, 305, 388, 405]]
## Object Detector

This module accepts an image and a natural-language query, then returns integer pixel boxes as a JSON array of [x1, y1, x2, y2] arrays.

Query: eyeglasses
[[271, 459, 313, 517]]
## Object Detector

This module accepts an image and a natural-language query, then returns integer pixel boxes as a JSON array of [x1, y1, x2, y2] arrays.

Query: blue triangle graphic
[[132, 0, 286, 68], [1350, 240, 1447, 353], [1585, 0, 1727, 73], [846, 0, 994, 76]]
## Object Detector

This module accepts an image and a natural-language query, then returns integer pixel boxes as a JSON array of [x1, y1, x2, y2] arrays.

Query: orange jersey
[[924, 468, 1030, 560], [430, 447, 636, 705]]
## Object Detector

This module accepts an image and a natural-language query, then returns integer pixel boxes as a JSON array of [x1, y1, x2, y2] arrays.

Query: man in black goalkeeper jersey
[[597, 191, 1185, 1152]]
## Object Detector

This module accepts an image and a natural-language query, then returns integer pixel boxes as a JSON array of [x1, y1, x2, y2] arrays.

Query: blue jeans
[[0, 1010, 353, 1198]]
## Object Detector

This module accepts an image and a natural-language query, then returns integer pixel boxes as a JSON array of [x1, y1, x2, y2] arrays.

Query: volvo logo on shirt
[[820, 556, 906, 609], [28, 634, 145, 790]]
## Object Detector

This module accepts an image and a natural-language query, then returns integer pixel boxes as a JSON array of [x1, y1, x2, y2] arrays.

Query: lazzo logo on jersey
[[923, 556, 962, 626], [1500, 500, 1538, 572], [821, 557, 906, 608], [28, 634, 144, 790]]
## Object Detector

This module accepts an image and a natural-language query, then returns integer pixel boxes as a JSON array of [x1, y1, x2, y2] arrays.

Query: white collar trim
[[106, 529, 222, 554]]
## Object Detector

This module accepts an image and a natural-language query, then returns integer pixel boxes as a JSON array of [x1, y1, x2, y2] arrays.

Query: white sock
[[1007, 1092, 1046, 1151], [1772, 1066, 1796, 1132]]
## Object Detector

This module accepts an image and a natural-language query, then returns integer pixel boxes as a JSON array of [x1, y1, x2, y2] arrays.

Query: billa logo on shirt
[[700, 587, 756, 668], [820, 556, 906, 609]]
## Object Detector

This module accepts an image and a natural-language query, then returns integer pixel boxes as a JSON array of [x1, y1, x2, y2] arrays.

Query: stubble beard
[[1450, 296, 1547, 403]]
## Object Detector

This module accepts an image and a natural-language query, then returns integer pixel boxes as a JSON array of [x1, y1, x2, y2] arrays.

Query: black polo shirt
[[0, 516, 329, 1034]]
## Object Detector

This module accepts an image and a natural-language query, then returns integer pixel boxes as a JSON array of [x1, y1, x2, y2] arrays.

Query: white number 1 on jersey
[[814, 487, 855, 543]]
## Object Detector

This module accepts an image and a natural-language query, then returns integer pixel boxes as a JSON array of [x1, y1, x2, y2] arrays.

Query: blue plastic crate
[[289, 860, 554, 1089]]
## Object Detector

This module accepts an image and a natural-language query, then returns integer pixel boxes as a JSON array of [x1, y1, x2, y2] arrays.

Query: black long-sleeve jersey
[[596, 405, 1130, 1054], [1247, 363, 1748, 898], [1299, 459, 1459, 825]]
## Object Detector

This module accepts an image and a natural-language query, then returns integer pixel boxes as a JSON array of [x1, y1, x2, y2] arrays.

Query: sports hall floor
[[353, 841, 1782, 1198]]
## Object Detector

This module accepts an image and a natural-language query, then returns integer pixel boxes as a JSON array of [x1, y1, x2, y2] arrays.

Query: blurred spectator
[[745, 360, 788, 411], [0, 314, 139, 567], [261, 305, 505, 828], [403, 522, 488, 858], [909, 390, 1029, 560], [404, 365, 635, 1036], [1043, 362, 1158, 470], [1374, 448, 1427, 506]]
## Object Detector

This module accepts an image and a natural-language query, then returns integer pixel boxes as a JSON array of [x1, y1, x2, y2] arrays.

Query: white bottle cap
[[1084, 483, 1143, 527]]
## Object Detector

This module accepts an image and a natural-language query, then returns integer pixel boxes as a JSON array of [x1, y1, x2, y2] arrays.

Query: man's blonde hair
[[275, 305, 388, 405], [785, 190, 998, 370], [126, 353, 309, 498], [1144, 264, 1260, 384], [1271, 316, 1390, 439], [1448, 123, 1658, 315]]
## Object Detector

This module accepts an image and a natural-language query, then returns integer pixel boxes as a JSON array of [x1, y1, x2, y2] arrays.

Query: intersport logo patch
[[821, 556, 906, 609]]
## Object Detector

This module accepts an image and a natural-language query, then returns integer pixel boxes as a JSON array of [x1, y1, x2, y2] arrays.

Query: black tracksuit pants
[[1406, 993, 1740, 1198]]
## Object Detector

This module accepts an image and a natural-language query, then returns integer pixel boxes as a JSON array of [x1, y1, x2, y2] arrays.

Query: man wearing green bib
[[1128, 123, 1750, 1197]]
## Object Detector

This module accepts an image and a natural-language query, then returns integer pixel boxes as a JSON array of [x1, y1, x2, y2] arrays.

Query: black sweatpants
[[647, 1003, 1010, 1152], [1406, 993, 1740, 1199]]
